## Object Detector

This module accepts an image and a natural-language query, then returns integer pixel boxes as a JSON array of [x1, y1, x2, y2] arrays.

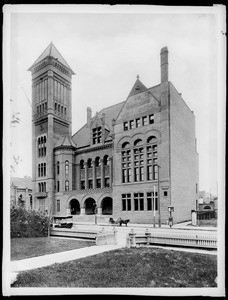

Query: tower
[[28, 42, 75, 214]]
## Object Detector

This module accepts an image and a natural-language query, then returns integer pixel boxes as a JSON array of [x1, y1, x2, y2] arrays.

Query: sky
[[4, 5, 226, 196]]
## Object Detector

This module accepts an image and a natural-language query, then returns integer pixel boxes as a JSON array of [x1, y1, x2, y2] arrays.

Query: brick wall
[[169, 82, 199, 223]]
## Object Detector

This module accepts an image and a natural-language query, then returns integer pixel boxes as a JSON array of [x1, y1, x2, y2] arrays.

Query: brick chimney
[[160, 46, 169, 84], [87, 107, 92, 127]]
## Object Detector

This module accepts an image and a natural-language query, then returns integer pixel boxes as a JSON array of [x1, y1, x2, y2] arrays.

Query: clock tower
[[28, 42, 75, 214]]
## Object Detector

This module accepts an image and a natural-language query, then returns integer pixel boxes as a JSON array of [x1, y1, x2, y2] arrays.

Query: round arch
[[84, 197, 96, 215], [69, 199, 80, 215], [100, 197, 113, 215]]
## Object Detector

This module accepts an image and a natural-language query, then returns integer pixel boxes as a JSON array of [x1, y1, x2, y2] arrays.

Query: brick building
[[28, 42, 199, 224], [10, 176, 33, 210]]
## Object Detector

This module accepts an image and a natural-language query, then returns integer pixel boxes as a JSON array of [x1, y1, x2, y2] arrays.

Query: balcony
[[35, 192, 47, 198]]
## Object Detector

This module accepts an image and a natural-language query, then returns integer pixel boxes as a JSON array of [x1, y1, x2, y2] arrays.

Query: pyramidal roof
[[128, 75, 147, 97], [28, 42, 74, 73], [54, 134, 77, 149]]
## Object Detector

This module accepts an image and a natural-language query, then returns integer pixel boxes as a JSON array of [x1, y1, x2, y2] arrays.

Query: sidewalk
[[11, 244, 123, 273]]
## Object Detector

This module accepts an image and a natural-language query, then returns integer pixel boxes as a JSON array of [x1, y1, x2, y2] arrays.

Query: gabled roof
[[54, 134, 77, 149], [11, 177, 33, 190], [128, 75, 148, 97], [72, 101, 125, 148], [28, 42, 75, 74]]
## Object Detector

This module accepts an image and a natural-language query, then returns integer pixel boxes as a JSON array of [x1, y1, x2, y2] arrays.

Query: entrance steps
[[72, 214, 112, 225]]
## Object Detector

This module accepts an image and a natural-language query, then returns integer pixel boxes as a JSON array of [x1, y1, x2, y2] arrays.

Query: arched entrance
[[85, 198, 96, 215], [101, 197, 113, 215], [70, 199, 80, 215]]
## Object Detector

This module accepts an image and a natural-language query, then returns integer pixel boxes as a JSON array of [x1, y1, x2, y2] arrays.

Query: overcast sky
[[5, 5, 225, 196]]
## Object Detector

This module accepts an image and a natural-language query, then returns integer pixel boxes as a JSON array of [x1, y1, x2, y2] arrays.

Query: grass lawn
[[11, 237, 95, 261], [12, 247, 217, 288]]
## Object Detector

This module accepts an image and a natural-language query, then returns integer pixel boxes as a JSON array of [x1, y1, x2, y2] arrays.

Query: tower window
[[65, 180, 69, 191], [142, 116, 148, 126], [123, 122, 128, 131], [56, 200, 60, 212], [65, 160, 69, 176], [149, 114, 154, 124], [57, 161, 60, 175], [92, 127, 102, 144]]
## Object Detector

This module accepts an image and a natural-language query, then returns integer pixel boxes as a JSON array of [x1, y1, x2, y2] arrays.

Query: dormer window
[[92, 126, 101, 144]]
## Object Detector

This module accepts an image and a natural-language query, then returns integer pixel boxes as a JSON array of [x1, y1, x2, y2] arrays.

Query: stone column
[[80, 208, 85, 215], [93, 160, 96, 189], [101, 159, 104, 188], [97, 207, 102, 215], [84, 162, 88, 190]]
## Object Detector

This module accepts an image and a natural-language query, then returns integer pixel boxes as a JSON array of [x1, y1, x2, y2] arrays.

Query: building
[[28, 42, 199, 224], [10, 176, 33, 210]]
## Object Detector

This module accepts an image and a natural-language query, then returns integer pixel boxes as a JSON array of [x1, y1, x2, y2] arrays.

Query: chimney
[[160, 46, 169, 84], [87, 107, 92, 127]]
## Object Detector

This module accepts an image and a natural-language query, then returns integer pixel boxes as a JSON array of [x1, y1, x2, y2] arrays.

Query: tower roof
[[54, 134, 77, 150], [128, 75, 148, 97], [28, 42, 75, 74]]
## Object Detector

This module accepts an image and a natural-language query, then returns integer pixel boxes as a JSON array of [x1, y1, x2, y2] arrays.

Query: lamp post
[[168, 206, 174, 227]]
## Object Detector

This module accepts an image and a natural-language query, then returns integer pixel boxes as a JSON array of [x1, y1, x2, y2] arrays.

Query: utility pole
[[157, 164, 161, 227]]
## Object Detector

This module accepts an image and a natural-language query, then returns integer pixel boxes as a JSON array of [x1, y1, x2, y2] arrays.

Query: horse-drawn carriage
[[109, 217, 130, 226]]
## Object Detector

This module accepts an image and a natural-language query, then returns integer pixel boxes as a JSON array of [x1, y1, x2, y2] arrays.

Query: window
[[61, 106, 63, 114], [122, 194, 131, 211], [142, 116, 148, 126], [56, 200, 60, 212], [147, 192, 158, 211], [123, 122, 128, 131], [164, 191, 168, 197], [65, 180, 69, 191], [45, 102, 47, 110], [134, 147, 144, 182], [122, 149, 131, 183], [104, 155, 109, 165], [129, 120, 134, 129], [55, 103, 57, 111], [95, 157, 100, 167], [93, 127, 102, 144], [38, 135, 47, 157], [39, 199, 45, 213], [149, 114, 154, 124], [135, 118, 140, 128], [196, 183, 198, 193], [96, 179, 101, 188], [81, 180, 85, 190], [104, 177, 110, 187], [147, 140, 158, 181], [64, 107, 67, 115], [88, 180, 93, 189], [65, 160, 69, 176], [80, 160, 85, 169], [58, 104, 60, 112], [38, 164, 41, 177], [44, 163, 46, 176], [134, 193, 144, 211], [57, 161, 60, 175], [57, 181, 60, 192], [87, 158, 93, 168]]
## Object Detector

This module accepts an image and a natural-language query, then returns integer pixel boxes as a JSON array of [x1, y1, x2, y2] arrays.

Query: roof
[[28, 42, 75, 74], [128, 75, 148, 97], [11, 177, 33, 190], [72, 101, 125, 148], [54, 134, 77, 149]]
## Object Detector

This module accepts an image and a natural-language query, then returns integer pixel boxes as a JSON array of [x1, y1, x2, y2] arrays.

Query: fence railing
[[127, 229, 217, 249]]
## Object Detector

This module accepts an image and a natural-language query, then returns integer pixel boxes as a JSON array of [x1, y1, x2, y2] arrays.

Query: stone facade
[[29, 43, 199, 224]]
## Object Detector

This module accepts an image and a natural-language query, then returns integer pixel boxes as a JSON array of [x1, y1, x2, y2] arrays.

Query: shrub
[[10, 206, 49, 238]]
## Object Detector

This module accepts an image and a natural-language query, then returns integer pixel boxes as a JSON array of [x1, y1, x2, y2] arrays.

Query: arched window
[[95, 157, 100, 167], [134, 139, 143, 147], [122, 149, 131, 183], [80, 160, 85, 169], [65, 160, 69, 176], [147, 140, 158, 181], [134, 144, 144, 182], [87, 158, 93, 168], [57, 161, 60, 175], [65, 180, 69, 191], [122, 141, 130, 149], [104, 155, 109, 166], [147, 136, 157, 144]]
